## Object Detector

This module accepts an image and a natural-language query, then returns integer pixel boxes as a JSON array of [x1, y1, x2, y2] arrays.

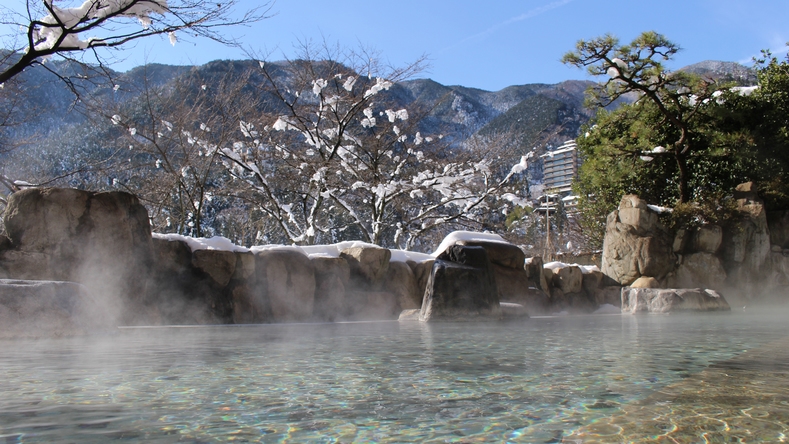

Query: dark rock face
[[420, 246, 501, 321], [0, 279, 110, 338], [621, 288, 731, 313], [150, 238, 237, 324], [409, 259, 435, 300], [384, 261, 421, 311], [1, 188, 154, 324]]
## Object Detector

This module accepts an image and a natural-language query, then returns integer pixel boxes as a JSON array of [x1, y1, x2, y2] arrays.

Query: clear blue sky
[[115, 0, 789, 91]]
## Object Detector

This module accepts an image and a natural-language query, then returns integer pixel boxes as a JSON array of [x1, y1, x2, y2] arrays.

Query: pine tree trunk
[[676, 154, 691, 203]]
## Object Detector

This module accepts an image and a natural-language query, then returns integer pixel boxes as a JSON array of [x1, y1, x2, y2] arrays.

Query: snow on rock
[[431, 230, 510, 257], [153, 233, 250, 253], [250, 245, 307, 256], [545, 259, 589, 274], [545, 261, 599, 274], [543, 261, 568, 270], [390, 249, 433, 263], [153, 234, 434, 263]]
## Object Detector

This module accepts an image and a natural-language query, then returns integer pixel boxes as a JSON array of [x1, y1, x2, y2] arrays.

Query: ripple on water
[[0, 311, 788, 442]]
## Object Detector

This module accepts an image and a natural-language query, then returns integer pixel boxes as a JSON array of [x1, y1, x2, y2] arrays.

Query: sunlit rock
[[546, 262, 583, 294], [630, 276, 660, 288], [602, 195, 675, 285], [340, 245, 391, 289]]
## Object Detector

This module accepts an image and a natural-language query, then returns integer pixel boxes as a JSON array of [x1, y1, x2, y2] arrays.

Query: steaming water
[[1, 311, 788, 443]]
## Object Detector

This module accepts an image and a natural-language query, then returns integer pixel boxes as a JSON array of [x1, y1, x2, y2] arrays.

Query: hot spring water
[[1, 312, 787, 442]]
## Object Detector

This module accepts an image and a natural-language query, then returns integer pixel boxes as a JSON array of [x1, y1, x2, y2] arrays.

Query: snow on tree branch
[[0, 0, 269, 84]]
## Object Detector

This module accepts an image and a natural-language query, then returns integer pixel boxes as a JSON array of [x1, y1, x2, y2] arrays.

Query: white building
[[540, 140, 581, 194]]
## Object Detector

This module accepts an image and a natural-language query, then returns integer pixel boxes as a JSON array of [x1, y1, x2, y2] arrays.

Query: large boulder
[[420, 245, 501, 321], [340, 245, 391, 289], [621, 287, 731, 313], [1, 188, 154, 324], [255, 249, 316, 322], [601, 195, 675, 285], [617, 194, 660, 234], [0, 279, 109, 338]]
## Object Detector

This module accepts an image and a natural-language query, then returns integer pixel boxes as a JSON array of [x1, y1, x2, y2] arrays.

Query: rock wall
[[0, 187, 631, 331], [601, 183, 789, 304]]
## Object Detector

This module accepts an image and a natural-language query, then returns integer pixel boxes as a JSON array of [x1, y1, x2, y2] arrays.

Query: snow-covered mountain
[[1, 57, 756, 176], [1, 58, 593, 151]]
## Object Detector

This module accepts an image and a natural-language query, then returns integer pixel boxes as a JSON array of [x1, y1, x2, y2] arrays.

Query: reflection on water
[[0, 312, 787, 442]]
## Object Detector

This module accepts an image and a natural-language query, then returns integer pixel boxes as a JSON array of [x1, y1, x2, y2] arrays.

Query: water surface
[[1, 311, 787, 442]]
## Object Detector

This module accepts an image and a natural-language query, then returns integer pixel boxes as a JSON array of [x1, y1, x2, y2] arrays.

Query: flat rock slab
[[0, 279, 109, 338], [621, 287, 731, 314]]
